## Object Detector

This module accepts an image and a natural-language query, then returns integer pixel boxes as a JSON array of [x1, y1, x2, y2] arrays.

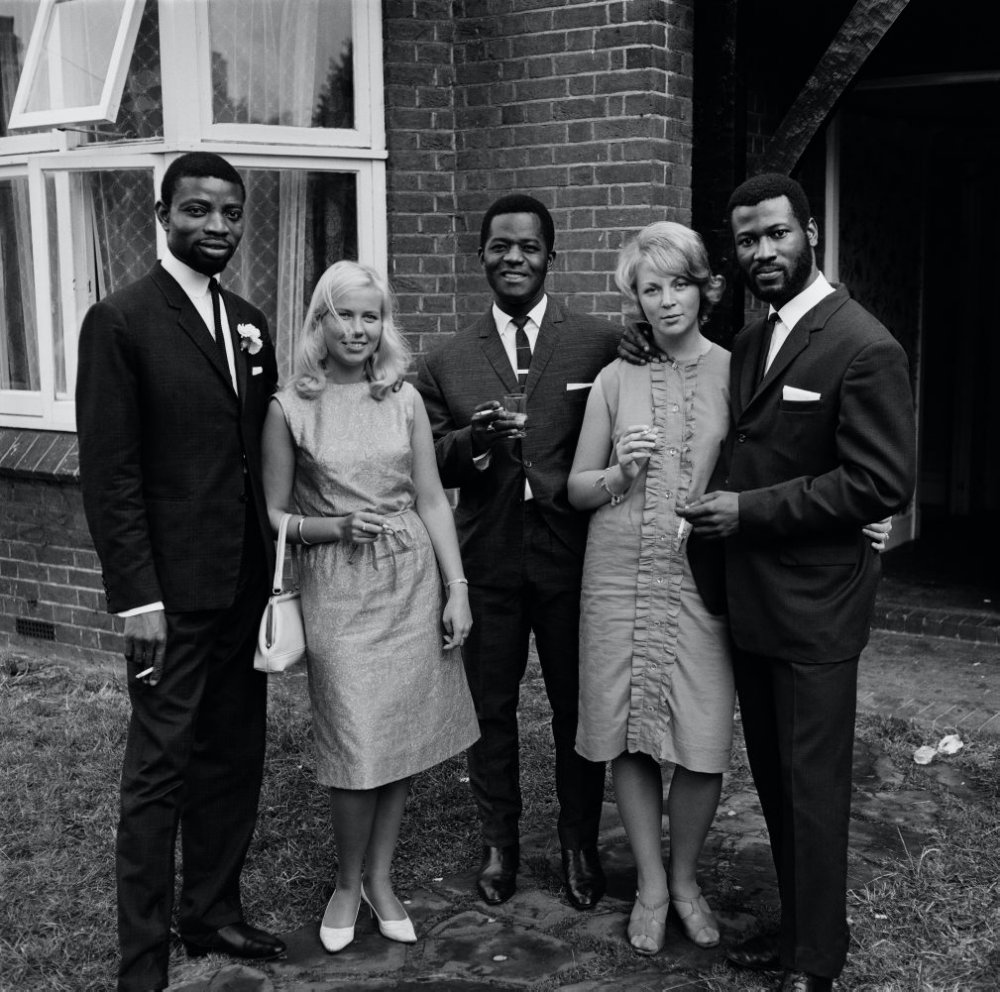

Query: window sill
[[0, 428, 78, 483]]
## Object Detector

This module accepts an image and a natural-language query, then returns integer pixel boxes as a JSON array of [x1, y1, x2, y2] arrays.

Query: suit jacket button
[[239, 493, 249, 503], [524, 459, 532, 468], [736, 433, 747, 443]]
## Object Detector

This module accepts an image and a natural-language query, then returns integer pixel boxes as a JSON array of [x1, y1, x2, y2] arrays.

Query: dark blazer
[[76, 263, 278, 614], [709, 285, 916, 663], [416, 300, 621, 585]]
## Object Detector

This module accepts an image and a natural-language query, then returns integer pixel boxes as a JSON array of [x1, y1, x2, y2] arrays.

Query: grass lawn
[[2, 650, 998, 992]]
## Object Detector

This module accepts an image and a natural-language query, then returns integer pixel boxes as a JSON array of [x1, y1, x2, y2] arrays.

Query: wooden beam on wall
[[759, 0, 911, 174]]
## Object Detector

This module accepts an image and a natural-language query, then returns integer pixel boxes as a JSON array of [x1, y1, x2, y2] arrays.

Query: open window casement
[[6, 0, 144, 131]]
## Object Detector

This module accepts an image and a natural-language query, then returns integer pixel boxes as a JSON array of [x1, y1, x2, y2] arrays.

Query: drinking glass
[[502, 392, 528, 439]]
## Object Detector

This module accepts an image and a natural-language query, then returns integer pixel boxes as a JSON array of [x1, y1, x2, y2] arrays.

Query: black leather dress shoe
[[183, 922, 286, 959], [561, 847, 606, 910], [476, 843, 519, 905], [726, 931, 781, 970], [777, 970, 833, 992]]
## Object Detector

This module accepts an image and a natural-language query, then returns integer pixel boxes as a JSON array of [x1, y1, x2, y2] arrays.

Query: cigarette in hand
[[135, 666, 154, 679]]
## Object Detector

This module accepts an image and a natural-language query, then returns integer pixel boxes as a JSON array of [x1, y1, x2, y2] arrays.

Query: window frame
[[159, 0, 386, 153], [6, 0, 146, 132], [0, 163, 43, 418], [0, 0, 387, 432]]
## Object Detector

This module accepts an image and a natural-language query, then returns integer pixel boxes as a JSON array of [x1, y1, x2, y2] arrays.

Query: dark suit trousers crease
[[116, 523, 269, 992], [733, 649, 859, 980], [462, 501, 605, 850]]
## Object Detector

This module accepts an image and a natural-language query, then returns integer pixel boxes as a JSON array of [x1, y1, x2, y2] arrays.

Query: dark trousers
[[733, 648, 859, 980], [116, 538, 268, 992], [462, 502, 605, 850]]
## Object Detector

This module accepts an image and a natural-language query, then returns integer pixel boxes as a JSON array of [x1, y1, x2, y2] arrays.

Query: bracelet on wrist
[[446, 578, 468, 587], [595, 472, 626, 506], [298, 516, 314, 546]]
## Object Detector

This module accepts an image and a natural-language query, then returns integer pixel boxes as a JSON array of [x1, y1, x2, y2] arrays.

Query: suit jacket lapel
[[742, 287, 851, 412], [758, 322, 809, 391], [477, 313, 519, 393], [739, 317, 768, 411], [151, 264, 239, 400], [223, 290, 248, 405], [524, 301, 561, 400]]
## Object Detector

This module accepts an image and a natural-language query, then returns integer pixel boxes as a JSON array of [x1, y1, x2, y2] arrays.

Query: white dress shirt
[[160, 252, 239, 391], [473, 297, 548, 500], [119, 253, 238, 619], [764, 271, 835, 374]]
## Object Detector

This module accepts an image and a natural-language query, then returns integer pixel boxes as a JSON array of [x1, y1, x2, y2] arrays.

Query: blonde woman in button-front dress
[[568, 222, 732, 957], [262, 261, 479, 954]]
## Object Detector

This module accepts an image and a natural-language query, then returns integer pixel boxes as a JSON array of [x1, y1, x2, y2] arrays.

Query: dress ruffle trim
[[626, 356, 706, 756]]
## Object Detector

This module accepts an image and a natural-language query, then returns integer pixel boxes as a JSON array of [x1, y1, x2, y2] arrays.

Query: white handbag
[[253, 512, 306, 673]]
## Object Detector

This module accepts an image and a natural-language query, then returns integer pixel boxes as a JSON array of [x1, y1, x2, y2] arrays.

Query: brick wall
[[383, 0, 697, 338], [0, 431, 118, 663], [383, 1, 461, 355]]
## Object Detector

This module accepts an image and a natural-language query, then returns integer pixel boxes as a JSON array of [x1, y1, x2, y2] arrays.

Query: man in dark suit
[[76, 153, 284, 992], [416, 194, 619, 910], [679, 173, 916, 992]]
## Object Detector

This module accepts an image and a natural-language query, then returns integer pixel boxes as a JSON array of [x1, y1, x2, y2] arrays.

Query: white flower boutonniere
[[237, 323, 263, 355]]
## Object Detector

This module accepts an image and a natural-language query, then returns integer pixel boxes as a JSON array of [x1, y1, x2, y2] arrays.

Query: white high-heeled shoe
[[319, 889, 360, 953], [360, 883, 417, 943]]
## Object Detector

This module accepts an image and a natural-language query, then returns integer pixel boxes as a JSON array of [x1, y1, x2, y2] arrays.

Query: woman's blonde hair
[[614, 221, 725, 323], [292, 260, 411, 399]]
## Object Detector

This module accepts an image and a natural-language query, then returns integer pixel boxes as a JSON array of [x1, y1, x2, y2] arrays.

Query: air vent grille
[[15, 618, 56, 641]]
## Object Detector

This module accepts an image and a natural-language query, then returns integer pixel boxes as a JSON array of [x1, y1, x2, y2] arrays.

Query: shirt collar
[[492, 295, 548, 336], [769, 271, 834, 332], [161, 251, 215, 300]]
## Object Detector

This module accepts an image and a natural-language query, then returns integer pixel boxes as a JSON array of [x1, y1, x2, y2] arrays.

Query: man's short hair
[[726, 173, 812, 230], [160, 152, 246, 208], [479, 194, 556, 254]]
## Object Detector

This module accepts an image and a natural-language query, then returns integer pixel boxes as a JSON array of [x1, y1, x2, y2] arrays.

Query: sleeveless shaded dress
[[576, 346, 735, 773], [274, 381, 479, 789]]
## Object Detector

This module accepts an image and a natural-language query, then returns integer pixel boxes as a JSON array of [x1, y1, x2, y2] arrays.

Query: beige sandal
[[670, 888, 720, 948], [627, 892, 669, 955]]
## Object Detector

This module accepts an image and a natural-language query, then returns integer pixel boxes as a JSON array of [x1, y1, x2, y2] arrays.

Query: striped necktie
[[512, 314, 532, 390]]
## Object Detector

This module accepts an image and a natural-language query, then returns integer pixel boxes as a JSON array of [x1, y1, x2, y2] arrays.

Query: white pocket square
[[566, 382, 593, 391], [782, 385, 820, 402], [251, 367, 263, 376]]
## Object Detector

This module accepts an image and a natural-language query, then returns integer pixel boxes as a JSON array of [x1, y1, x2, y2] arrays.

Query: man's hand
[[618, 323, 667, 366], [676, 491, 740, 538], [863, 516, 892, 553], [470, 400, 522, 453], [124, 610, 168, 687]]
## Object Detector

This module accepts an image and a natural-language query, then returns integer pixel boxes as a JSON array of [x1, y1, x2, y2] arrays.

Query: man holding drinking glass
[[416, 194, 620, 911]]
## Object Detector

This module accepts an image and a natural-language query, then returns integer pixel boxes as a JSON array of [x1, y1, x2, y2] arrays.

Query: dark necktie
[[209, 279, 236, 393], [512, 315, 532, 390], [758, 312, 779, 384]]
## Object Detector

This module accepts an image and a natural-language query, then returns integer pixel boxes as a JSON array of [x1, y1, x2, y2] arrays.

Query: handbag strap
[[272, 512, 293, 595]]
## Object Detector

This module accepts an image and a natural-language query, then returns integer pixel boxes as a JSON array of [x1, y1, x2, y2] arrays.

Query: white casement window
[[7, 0, 145, 132], [0, 0, 386, 431]]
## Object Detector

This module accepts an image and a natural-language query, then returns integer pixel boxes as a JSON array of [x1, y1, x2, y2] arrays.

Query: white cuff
[[118, 601, 165, 618]]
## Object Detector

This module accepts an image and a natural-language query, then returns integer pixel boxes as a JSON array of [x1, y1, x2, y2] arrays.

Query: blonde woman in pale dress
[[262, 261, 479, 954], [569, 223, 732, 956]]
